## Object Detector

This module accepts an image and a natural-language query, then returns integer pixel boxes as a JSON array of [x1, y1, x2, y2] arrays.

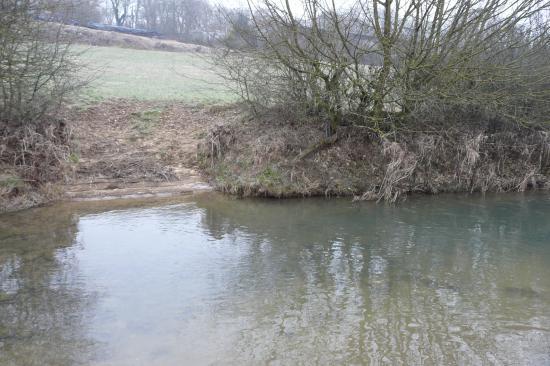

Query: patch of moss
[[0, 291, 11, 302], [130, 108, 162, 136], [257, 166, 282, 187], [68, 152, 80, 164], [0, 175, 24, 190]]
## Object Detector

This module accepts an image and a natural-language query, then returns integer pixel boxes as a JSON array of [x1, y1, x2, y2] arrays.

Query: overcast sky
[[209, 0, 355, 11]]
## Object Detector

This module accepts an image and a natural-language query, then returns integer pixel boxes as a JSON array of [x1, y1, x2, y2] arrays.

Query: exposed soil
[[64, 100, 235, 200]]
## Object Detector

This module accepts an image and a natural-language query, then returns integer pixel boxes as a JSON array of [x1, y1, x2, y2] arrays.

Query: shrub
[[0, 0, 81, 183], [216, 0, 550, 135]]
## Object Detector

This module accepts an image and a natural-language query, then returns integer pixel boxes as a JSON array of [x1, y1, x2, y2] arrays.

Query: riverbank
[[1, 101, 235, 212], [2, 102, 549, 213], [199, 107, 550, 201]]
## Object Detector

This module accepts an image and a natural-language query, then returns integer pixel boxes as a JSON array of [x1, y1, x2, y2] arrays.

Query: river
[[1, 193, 549, 365]]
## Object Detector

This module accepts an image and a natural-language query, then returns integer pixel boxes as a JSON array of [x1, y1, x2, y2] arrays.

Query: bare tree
[[110, 0, 214, 42], [110, 0, 130, 25], [64, 0, 102, 23], [216, 0, 550, 136]]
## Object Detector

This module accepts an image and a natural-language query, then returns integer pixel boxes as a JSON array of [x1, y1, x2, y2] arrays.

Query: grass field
[[76, 46, 236, 103]]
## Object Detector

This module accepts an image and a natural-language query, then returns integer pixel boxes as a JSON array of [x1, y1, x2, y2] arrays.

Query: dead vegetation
[[204, 0, 549, 202], [0, 124, 74, 213], [199, 109, 550, 202], [3, 99, 547, 211], [1, 121, 71, 182], [355, 129, 550, 202], [0, 1, 81, 212], [0, 120, 71, 212]]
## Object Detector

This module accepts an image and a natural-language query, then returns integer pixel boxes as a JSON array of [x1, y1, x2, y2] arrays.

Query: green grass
[[75, 46, 236, 103], [130, 108, 162, 136], [257, 166, 282, 187], [0, 175, 24, 190]]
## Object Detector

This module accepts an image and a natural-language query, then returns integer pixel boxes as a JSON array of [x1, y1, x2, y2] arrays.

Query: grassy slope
[[2, 44, 235, 212], [75, 45, 236, 103]]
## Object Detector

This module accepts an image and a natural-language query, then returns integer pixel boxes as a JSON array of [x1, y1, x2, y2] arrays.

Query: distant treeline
[[54, 0, 245, 45], [34, 14, 161, 38]]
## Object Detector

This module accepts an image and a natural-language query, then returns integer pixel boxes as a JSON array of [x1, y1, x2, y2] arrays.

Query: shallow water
[[0, 193, 549, 365]]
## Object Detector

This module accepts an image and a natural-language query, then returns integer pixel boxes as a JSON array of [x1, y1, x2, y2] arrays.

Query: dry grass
[[0, 117, 76, 212], [199, 110, 373, 197], [0, 170, 65, 213], [0, 119, 70, 182], [359, 140, 418, 202], [199, 110, 550, 201], [358, 129, 550, 202]]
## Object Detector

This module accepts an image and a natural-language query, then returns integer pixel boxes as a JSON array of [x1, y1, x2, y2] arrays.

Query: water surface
[[1, 193, 549, 365]]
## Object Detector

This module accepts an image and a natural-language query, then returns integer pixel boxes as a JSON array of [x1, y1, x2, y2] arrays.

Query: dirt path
[[64, 100, 225, 200]]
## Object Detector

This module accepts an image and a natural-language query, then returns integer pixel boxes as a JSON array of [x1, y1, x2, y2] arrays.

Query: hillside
[[76, 45, 234, 103], [63, 24, 209, 53]]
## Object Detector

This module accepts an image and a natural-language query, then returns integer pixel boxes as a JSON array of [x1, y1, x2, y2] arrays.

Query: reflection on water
[[0, 193, 549, 365], [0, 205, 95, 366]]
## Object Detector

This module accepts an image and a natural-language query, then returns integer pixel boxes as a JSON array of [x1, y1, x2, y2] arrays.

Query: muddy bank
[[198, 109, 550, 201], [1, 101, 235, 212], [62, 100, 232, 200]]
